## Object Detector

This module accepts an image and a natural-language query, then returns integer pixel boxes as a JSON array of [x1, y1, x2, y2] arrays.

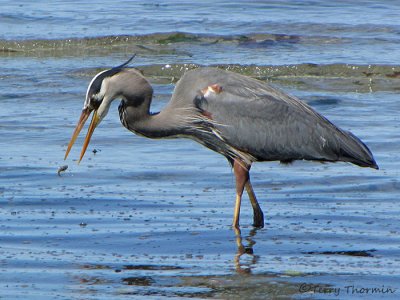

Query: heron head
[[64, 55, 136, 163]]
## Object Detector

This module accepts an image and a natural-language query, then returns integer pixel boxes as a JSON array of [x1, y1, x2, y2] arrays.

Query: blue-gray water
[[1, 1, 400, 299]]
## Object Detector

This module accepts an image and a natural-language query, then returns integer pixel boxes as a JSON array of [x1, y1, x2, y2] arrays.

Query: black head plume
[[113, 54, 136, 69], [84, 54, 137, 110]]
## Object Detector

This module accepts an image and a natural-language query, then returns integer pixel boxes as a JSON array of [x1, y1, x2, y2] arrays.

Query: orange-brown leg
[[232, 160, 249, 228], [245, 181, 264, 228]]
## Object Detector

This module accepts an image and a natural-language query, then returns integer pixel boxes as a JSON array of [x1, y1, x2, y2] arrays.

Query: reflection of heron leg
[[232, 160, 249, 228], [234, 227, 245, 254], [233, 227, 259, 274], [245, 181, 264, 228], [234, 227, 247, 274]]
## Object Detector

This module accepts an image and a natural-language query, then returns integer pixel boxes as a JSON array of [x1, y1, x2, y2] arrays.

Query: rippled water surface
[[1, 1, 400, 299]]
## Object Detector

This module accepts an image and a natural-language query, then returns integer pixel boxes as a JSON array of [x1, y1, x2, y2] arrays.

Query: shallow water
[[1, 1, 400, 299]]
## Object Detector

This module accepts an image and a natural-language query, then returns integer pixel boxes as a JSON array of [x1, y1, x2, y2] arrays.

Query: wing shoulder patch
[[194, 84, 223, 119]]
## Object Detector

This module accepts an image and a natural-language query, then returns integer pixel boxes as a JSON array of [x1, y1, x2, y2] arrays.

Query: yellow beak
[[64, 108, 100, 163]]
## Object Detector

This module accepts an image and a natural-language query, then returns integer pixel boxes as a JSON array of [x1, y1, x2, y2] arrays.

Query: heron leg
[[232, 160, 249, 228], [245, 181, 264, 228]]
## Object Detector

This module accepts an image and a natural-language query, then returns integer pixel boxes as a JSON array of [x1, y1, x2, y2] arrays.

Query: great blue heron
[[64, 56, 378, 228]]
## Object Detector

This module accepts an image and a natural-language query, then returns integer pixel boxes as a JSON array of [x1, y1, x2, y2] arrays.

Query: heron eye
[[91, 100, 101, 110], [89, 94, 102, 109]]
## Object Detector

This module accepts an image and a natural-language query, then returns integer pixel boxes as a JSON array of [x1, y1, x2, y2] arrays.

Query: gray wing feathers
[[189, 68, 377, 168], [202, 90, 334, 161]]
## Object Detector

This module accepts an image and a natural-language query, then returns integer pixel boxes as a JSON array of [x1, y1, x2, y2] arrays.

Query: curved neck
[[119, 98, 187, 139]]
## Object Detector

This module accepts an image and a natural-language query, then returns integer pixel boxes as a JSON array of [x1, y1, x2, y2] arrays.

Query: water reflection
[[234, 228, 260, 274]]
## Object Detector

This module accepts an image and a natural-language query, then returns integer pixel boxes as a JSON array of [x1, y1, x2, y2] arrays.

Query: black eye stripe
[[92, 100, 101, 110], [89, 67, 124, 96], [85, 55, 135, 110]]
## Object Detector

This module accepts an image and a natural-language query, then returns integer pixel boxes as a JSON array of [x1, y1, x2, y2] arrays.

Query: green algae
[[156, 33, 201, 44]]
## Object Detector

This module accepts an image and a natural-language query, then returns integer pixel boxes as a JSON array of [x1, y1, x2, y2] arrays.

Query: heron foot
[[252, 209, 264, 228]]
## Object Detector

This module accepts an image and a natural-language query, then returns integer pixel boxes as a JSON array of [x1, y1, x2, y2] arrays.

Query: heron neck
[[122, 105, 184, 139]]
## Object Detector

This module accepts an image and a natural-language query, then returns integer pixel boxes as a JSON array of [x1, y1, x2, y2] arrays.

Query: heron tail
[[338, 130, 379, 169]]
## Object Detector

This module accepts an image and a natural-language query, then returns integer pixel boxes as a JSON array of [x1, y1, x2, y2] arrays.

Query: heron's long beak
[[64, 107, 99, 163], [79, 110, 100, 163]]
